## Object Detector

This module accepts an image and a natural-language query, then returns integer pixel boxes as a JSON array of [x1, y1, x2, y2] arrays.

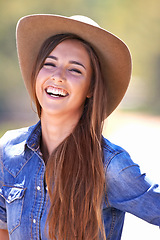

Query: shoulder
[[0, 124, 35, 147], [102, 137, 141, 191], [103, 138, 151, 209], [0, 123, 40, 159], [102, 137, 126, 154], [102, 137, 138, 174], [102, 137, 131, 165], [0, 122, 41, 177], [0, 122, 42, 180]]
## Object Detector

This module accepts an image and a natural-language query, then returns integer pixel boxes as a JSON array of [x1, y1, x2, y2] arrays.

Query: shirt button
[[33, 219, 36, 224], [37, 186, 40, 191]]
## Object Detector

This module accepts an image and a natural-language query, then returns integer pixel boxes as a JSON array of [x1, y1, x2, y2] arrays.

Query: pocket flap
[[0, 185, 26, 203]]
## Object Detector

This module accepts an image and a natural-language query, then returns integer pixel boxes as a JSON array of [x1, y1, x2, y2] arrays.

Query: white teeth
[[46, 86, 68, 97]]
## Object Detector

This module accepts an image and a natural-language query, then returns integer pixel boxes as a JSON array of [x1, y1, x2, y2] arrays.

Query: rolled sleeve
[[106, 150, 160, 226]]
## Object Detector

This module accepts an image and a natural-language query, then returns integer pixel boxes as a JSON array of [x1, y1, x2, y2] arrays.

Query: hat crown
[[70, 15, 100, 28]]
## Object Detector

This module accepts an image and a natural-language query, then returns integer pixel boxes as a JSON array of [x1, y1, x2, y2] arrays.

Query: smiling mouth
[[45, 86, 69, 98]]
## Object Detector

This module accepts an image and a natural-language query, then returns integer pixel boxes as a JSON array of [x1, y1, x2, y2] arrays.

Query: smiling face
[[35, 39, 92, 119]]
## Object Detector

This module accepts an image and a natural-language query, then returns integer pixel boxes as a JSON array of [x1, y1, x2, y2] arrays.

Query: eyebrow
[[47, 56, 57, 60], [69, 61, 86, 70], [46, 56, 86, 70]]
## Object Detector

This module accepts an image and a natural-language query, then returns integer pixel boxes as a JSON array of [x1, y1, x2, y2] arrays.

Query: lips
[[45, 86, 69, 98]]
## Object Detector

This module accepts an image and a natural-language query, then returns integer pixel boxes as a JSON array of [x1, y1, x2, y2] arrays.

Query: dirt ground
[[103, 110, 160, 240]]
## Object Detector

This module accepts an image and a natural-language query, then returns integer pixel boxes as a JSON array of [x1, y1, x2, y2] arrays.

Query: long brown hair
[[31, 33, 108, 240]]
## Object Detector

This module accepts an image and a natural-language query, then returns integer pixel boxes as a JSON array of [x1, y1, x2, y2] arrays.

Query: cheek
[[73, 78, 91, 103], [81, 76, 91, 96], [35, 69, 45, 91], [35, 76, 42, 101]]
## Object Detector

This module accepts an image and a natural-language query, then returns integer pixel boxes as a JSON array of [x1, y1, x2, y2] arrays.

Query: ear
[[86, 87, 93, 98], [86, 93, 92, 98]]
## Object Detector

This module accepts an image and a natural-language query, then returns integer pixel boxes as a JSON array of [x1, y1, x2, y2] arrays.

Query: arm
[[0, 229, 9, 240], [106, 151, 160, 226]]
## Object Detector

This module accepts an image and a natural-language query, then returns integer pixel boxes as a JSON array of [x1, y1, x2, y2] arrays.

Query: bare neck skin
[[40, 110, 82, 162]]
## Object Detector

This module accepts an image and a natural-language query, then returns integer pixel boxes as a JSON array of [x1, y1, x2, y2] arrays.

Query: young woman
[[0, 14, 160, 240]]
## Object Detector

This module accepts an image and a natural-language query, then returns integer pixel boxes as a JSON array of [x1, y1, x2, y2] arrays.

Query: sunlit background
[[0, 0, 160, 239]]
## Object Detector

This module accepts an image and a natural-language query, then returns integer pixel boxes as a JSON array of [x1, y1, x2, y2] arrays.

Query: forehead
[[49, 39, 90, 59]]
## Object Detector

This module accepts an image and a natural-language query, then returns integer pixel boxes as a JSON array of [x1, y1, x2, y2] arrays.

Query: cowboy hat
[[16, 14, 132, 117]]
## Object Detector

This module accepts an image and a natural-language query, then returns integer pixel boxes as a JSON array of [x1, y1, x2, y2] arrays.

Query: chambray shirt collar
[[26, 121, 42, 153]]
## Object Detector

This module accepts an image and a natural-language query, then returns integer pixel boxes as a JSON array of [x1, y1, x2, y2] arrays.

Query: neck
[[40, 111, 81, 160]]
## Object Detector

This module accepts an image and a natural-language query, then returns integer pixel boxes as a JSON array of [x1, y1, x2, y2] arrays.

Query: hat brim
[[16, 14, 132, 117]]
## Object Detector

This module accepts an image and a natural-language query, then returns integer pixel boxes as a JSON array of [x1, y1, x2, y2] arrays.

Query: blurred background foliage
[[0, 0, 160, 133]]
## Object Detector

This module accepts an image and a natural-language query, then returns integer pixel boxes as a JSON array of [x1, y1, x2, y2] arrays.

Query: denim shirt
[[0, 121, 160, 240]]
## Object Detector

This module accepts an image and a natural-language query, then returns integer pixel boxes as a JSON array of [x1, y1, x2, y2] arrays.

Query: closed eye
[[44, 63, 56, 67], [69, 68, 82, 74]]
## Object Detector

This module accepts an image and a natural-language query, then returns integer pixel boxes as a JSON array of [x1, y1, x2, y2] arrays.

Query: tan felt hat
[[16, 14, 132, 116]]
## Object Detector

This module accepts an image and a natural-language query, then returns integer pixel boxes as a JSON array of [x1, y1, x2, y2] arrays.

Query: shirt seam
[[104, 151, 125, 208]]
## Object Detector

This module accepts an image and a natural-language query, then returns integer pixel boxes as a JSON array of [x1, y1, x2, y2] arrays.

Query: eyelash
[[43, 63, 82, 75], [69, 69, 82, 74], [44, 63, 56, 67]]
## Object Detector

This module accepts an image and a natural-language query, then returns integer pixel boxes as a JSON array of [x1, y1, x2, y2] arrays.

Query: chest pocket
[[0, 185, 26, 234]]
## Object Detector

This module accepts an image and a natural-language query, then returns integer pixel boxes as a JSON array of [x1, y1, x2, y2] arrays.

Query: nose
[[51, 67, 66, 83]]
